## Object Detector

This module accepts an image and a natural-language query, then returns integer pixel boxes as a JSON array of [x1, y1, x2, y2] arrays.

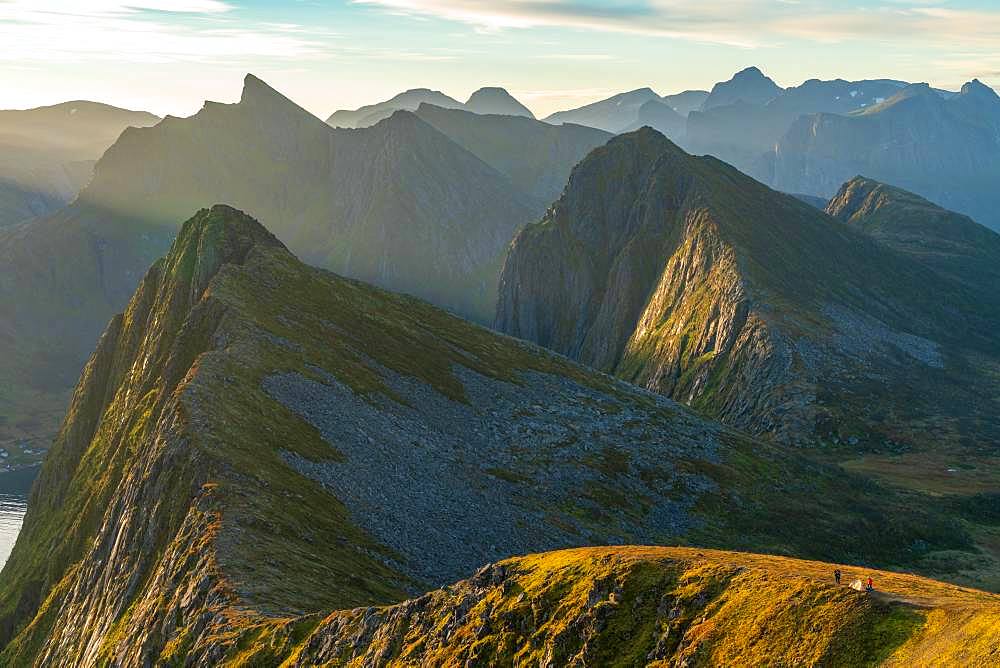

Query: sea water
[[0, 467, 35, 569]]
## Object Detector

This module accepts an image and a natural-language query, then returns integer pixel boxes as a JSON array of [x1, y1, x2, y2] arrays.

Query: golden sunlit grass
[[246, 545, 1000, 667]]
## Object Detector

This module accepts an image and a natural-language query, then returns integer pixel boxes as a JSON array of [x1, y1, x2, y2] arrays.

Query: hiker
[[834, 569, 841, 585], [866, 577, 874, 592]]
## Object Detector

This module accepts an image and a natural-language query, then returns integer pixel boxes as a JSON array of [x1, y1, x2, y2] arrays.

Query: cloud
[[0, 0, 331, 63], [352, 0, 1000, 50]]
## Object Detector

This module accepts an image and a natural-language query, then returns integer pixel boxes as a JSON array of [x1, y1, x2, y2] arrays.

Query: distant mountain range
[[327, 86, 533, 128], [0, 206, 977, 663], [496, 129, 1000, 458], [0, 101, 158, 226], [540, 67, 1000, 232], [773, 80, 1000, 231], [0, 75, 607, 453], [543, 87, 709, 137]]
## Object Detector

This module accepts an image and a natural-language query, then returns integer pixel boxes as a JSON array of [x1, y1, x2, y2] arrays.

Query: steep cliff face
[[497, 129, 1000, 450], [0, 207, 974, 665], [773, 80, 1000, 232]]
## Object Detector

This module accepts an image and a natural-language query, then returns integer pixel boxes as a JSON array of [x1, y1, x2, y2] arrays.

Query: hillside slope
[[496, 129, 1000, 457], [0, 206, 975, 665]]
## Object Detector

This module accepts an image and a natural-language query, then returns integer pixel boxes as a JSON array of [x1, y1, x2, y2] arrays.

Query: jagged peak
[[241, 73, 284, 104], [237, 73, 320, 121]]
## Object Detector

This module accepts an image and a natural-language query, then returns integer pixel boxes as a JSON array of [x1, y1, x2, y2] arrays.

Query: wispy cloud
[[352, 0, 1000, 50], [0, 0, 331, 63]]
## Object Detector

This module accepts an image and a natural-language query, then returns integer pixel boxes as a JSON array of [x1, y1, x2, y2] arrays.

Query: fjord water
[[0, 468, 34, 568]]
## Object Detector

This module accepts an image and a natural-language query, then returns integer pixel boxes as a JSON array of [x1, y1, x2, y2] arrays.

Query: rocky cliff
[[0, 206, 972, 665], [496, 129, 1000, 454]]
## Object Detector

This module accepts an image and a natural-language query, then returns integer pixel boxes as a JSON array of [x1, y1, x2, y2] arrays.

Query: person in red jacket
[[866, 577, 874, 592]]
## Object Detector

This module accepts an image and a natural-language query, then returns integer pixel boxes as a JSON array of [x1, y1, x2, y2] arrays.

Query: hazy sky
[[2, 0, 1000, 119]]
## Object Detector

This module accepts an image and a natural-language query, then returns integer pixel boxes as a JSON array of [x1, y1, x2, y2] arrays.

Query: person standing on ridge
[[834, 569, 841, 585], [866, 577, 874, 592]]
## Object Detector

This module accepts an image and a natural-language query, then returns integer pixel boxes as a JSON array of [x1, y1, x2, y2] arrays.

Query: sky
[[2, 0, 1000, 119]]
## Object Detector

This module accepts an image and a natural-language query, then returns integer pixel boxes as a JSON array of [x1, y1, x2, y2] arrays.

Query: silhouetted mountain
[[662, 89, 709, 116], [464, 87, 535, 118], [772, 80, 1000, 231], [326, 87, 464, 128], [544, 88, 661, 133], [414, 103, 610, 201], [0, 101, 158, 226], [687, 75, 910, 180], [622, 100, 686, 140], [700, 66, 783, 110]]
